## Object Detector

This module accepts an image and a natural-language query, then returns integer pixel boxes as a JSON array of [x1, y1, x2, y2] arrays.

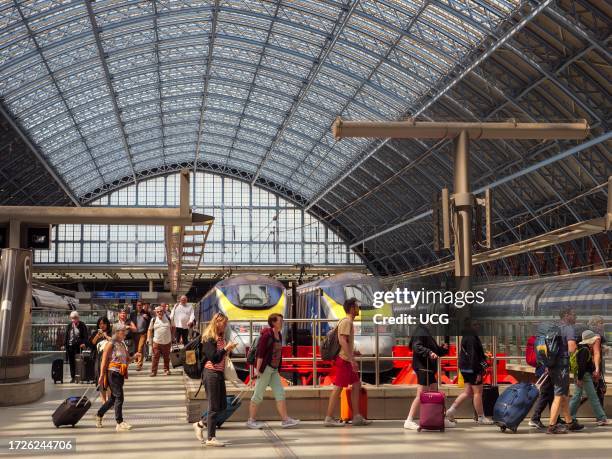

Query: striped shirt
[[205, 337, 226, 372]]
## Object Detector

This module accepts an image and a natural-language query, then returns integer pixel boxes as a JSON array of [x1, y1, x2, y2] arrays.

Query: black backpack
[[320, 320, 343, 361], [183, 335, 203, 380]]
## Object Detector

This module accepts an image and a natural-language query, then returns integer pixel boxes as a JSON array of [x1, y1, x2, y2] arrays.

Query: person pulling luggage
[[192, 312, 237, 447], [61, 311, 89, 383], [246, 313, 299, 429], [90, 317, 112, 403], [528, 323, 555, 430], [95, 323, 141, 432], [446, 319, 494, 425], [404, 324, 455, 430], [569, 330, 609, 426]]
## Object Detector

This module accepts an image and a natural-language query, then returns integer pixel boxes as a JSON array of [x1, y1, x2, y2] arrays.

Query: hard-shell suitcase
[[52, 387, 97, 428], [418, 390, 446, 431], [201, 391, 245, 428], [474, 385, 499, 420], [493, 374, 547, 433], [340, 387, 368, 421], [52, 358, 64, 384], [170, 344, 185, 368], [75, 351, 95, 384]]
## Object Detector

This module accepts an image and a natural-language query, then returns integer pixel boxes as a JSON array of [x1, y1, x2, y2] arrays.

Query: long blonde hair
[[202, 312, 228, 342]]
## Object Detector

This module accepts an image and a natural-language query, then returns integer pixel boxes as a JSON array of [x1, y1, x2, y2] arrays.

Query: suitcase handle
[[535, 372, 549, 390]]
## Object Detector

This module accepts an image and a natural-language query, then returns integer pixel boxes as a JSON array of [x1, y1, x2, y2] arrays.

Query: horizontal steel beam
[[332, 118, 590, 140], [385, 216, 608, 281], [0, 206, 212, 226]]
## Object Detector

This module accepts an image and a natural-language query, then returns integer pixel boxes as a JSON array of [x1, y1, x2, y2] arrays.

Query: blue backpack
[[535, 323, 561, 368]]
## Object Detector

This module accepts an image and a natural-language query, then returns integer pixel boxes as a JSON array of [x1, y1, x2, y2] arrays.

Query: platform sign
[[92, 291, 140, 300]]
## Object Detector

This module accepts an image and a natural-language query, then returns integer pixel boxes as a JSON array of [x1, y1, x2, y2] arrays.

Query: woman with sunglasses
[[192, 313, 237, 447]]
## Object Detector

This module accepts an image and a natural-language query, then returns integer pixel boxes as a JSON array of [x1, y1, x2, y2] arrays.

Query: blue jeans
[[570, 373, 606, 421]]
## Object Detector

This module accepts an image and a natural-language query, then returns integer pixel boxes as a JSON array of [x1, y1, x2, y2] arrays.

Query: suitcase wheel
[[417, 427, 421, 432], [500, 426, 506, 432], [510, 427, 517, 433]]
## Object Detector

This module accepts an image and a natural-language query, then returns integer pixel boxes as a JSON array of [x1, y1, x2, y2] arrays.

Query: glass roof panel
[[0, 0, 520, 203]]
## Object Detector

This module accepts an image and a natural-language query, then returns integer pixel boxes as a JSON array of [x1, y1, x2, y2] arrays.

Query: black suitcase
[[52, 388, 95, 428], [75, 351, 95, 384], [170, 344, 185, 368], [474, 385, 499, 419], [52, 358, 64, 384]]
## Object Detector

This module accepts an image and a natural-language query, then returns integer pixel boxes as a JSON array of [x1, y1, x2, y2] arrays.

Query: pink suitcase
[[418, 390, 446, 431]]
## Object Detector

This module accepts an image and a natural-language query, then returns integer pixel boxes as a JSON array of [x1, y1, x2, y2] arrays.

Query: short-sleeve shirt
[[558, 322, 576, 359], [337, 318, 354, 362], [149, 315, 173, 345]]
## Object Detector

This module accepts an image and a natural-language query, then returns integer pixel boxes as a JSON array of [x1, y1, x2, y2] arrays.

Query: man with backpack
[[527, 325, 555, 430], [323, 298, 372, 427], [569, 330, 609, 426], [546, 308, 584, 434]]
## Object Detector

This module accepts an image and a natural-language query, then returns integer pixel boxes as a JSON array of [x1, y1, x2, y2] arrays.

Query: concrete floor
[[0, 363, 609, 459]]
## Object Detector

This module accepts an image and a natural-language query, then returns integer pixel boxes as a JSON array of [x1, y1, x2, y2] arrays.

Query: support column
[[8, 220, 20, 249], [453, 130, 472, 281]]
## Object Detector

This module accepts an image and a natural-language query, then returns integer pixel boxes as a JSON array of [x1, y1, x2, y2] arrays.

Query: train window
[[344, 284, 376, 309], [238, 285, 270, 307]]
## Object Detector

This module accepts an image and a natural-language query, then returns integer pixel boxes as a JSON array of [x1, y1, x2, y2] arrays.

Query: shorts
[[333, 356, 359, 388], [550, 364, 570, 396], [461, 370, 484, 385], [251, 366, 285, 404], [416, 368, 437, 386]]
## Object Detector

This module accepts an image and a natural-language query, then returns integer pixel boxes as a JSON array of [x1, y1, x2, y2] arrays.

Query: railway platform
[[1, 363, 610, 459]]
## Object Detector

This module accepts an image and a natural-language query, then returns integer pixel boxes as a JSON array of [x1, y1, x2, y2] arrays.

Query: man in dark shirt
[[547, 308, 583, 434], [62, 311, 89, 383], [130, 301, 151, 370]]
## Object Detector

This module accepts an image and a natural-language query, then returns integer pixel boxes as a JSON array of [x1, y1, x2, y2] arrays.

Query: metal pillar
[[453, 131, 472, 289]]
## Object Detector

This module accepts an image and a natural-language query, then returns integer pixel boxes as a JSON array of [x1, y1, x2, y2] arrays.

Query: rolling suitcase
[[75, 350, 95, 384], [340, 387, 368, 421], [493, 374, 547, 433], [201, 391, 245, 428], [52, 386, 98, 428], [170, 344, 185, 368], [474, 384, 499, 420], [52, 358, 64, 384], [418, 365, 445, 432]]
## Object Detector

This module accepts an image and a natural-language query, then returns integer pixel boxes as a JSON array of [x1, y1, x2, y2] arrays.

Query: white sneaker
[[446, 408, 456, 422], [246, 419, 265, 429], [116, 421, 132, 431], [477, 416, 494, 425], [403, 419, 419, 430], [205, 438, 225, 447], [281, 417, 300, 428], [323, 416, 345, 427], [193, 422, 204, 441], [444, 418, 457, 428], [352, 414, 372, 426], [95, 415, 103, 428]]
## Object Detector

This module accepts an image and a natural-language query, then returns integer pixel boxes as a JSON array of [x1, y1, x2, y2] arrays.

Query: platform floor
[[0, 363, 609, 459]]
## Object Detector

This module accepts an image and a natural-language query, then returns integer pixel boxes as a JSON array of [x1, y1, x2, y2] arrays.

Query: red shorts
[[333, 356, 359, 387]]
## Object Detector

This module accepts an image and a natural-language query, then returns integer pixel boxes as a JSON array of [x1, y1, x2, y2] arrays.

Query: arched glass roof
[[0, 0, 520, 202]]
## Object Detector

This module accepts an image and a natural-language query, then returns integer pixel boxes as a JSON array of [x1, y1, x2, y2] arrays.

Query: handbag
[[224, 356, 240, 386]]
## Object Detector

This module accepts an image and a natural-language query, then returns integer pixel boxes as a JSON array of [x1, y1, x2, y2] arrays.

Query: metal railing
[[203, 318, 529, 388]]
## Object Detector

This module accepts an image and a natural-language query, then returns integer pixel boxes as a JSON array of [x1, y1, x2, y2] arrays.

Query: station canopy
[[0, 0, 521, 203]]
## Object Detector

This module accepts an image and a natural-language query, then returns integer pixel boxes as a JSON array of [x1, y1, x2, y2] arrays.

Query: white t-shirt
[[149, 315, 173, 345], [170, 303, 195, 329]]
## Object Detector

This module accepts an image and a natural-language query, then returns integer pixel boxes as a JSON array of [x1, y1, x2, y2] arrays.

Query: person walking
[[170, 295, 195, 345], [569, 330, 609, 426], [95, 324, 141, 432], [130, 301, 151, 371], [192, 313, 237, 447], [147, 306, 174, 377], [323, 298, 372, 427], [446, 319, 494, 425], [246, 313, 299, 429], [528, 323, 555, 430], [404, 324, 455, 430], [546, 308, 584, 434], [62, 311, 89, 383], [587, 316, 607, 407], [91, 316, 112, 403]]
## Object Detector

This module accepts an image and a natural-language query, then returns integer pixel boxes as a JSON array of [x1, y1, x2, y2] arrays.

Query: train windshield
[[343, 284, 377, 310], [221, 284, 283, 309]]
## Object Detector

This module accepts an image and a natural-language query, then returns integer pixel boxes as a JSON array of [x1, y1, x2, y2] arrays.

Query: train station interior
[[0, 1, 610, 458]]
